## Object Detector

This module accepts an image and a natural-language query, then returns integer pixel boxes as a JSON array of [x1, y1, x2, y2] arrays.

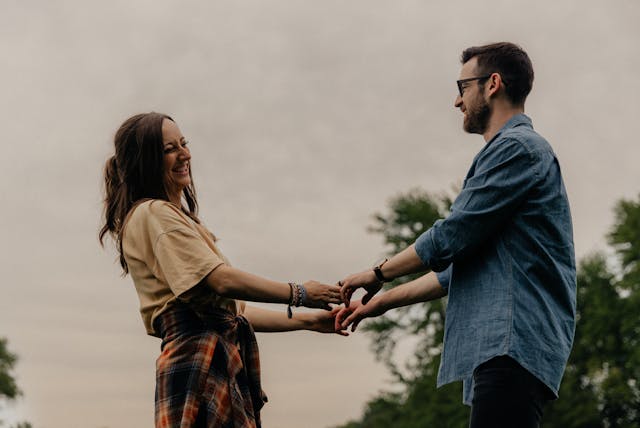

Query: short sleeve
[[154, 227, 224, 297], [126, 200, 224, 298]]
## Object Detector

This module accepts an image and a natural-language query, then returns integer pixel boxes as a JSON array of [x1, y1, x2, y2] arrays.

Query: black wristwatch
[[373, 258, 390, 283]]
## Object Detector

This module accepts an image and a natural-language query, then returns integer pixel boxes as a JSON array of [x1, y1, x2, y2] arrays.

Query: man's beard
[[463, 96, 491, 134]]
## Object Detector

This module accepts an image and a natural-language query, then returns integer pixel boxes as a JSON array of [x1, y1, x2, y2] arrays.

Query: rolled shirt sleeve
[[436, 265, 452, 291], [415, 137, 540, 272]]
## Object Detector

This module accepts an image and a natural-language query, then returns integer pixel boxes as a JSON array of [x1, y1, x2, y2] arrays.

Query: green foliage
[[10, 423, 33, 428], [334, 188, 466, 428], [367, 188, 452, 256], [542, 255, 609, 428], [0, 338, 20, 400], [0, 339, 31, 428], [363, 188, 451, 383], [334, 191, 640, 428], [609, 198, 640, 283]]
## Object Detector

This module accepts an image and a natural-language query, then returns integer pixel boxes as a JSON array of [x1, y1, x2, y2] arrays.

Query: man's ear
[[486, 73, 504, 99]]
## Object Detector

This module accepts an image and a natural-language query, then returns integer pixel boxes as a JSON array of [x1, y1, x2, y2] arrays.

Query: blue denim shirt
[[415, 114, 576, 405]]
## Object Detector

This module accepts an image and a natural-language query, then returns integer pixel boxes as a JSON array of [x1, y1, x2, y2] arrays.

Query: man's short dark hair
[[461, 42, 534, 106]]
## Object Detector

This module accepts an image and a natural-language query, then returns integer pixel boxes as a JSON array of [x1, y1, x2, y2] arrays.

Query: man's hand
[[334, 299, 386, 333], [339, 270, 383, 307], [336, 271, 447, 333]]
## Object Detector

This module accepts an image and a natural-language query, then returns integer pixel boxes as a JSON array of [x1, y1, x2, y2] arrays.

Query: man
[[337, 42, 576, 428]]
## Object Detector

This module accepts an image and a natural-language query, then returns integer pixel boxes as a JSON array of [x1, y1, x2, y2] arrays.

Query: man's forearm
[[378, 244, 429, 282], [337, 271, 447, 331], [376, 271, 447, 313], [340, 244, 434, 307]]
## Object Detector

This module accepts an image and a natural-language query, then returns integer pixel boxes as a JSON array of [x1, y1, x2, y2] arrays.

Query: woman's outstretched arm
[[242, 305, 348, 335], [201, 264, 343, 310]]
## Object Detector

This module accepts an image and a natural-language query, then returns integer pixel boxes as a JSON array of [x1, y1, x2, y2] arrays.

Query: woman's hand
[[306, 306, 349, 336], [302, 280, 343, 310]]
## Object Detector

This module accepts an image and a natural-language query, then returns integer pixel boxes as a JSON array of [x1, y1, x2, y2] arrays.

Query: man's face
[[455, 57, 491, 135]]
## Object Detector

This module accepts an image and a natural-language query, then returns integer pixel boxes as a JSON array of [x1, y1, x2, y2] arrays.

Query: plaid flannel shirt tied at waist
[[154, 302, 267, 428]]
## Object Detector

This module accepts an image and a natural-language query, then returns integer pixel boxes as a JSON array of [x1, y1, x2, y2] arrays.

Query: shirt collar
[[487, 113, 532, 145]]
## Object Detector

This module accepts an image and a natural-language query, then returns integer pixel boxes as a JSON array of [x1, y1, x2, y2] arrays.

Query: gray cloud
[[1, 1, 639, 427]]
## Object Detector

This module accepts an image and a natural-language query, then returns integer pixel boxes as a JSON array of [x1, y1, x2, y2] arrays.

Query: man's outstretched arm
[[339, 244, 428, 307], [336, 271, 447, 333]]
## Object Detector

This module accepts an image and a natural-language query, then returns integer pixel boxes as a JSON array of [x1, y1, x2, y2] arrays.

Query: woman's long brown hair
[[99, 112, 198, 273]]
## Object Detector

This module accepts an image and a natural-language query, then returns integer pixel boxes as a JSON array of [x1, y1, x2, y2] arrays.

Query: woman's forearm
[[203, 265, 342, 310], [242, 305, 313, 332], [204, 264, 291, 304]]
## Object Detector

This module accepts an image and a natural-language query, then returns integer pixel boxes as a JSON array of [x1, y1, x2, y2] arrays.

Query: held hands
[[307, 306, 349, 336], [305, 301, 380, 336], [284, 281, 346, 335], [299, 274, 386, 335], [334, 298, 385, 333]]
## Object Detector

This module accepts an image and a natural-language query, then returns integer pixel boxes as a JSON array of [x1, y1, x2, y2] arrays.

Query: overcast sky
[[1, 1, 639, 427]]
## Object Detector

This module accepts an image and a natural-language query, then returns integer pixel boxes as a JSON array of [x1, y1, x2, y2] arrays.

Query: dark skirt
[[154, 302, 267, 428]]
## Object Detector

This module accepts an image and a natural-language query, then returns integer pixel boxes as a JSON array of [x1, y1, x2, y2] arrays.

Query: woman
[[99, 112, 344, 428]]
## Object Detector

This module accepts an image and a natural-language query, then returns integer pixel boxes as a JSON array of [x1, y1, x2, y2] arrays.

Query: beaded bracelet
[[287, 282, 294, 318], [288, 282, 297, 318], [299, 283, 308, 306], [287, 282, 305, 318]]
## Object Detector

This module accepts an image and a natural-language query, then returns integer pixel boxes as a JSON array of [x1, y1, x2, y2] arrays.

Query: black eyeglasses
[[456, 75, 491, 97]]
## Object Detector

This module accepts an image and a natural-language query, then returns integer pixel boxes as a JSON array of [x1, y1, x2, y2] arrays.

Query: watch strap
[[373, 258, 389, 283]]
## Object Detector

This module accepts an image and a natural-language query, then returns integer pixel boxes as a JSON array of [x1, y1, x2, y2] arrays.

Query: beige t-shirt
[[122, 199, 239, 336]]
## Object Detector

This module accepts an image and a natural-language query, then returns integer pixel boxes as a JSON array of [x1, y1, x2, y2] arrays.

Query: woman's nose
[[179, 146, 191, 159]]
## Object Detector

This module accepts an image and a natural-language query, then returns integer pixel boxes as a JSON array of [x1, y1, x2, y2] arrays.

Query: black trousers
[[469, 356, 551, 428]]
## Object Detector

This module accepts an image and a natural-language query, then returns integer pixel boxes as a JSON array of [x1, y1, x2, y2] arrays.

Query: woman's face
[[161, 119, 191, 202]]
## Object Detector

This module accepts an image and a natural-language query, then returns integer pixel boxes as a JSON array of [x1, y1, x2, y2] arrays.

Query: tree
[[335, 188, 467, 428], [363, 188, 452, 383], [335, 190, 640, 428], [0, 338, 20, 401], [545, 197, 640, 427], [0, 339, 31, 428]]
